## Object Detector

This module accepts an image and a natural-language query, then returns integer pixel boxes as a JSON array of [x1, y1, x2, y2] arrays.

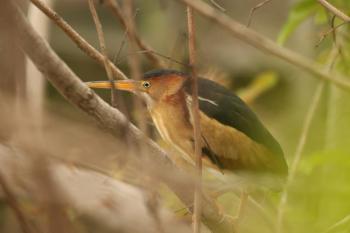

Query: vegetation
[[0, 0, 350, 233]]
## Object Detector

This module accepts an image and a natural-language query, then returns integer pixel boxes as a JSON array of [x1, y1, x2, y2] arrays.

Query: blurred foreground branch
[[0, 1, 234, 232], [175, 0, 350, 91], [0, 144, 191, 233], [0, 169, 33, 233]]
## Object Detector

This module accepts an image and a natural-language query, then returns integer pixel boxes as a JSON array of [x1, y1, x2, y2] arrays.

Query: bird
[[86, 69, 288, 183]]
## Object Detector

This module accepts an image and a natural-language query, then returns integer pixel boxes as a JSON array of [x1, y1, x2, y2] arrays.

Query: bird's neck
[[162, 90, 186, 105]]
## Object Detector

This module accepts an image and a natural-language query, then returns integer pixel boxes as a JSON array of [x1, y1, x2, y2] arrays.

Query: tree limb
[[175, 0, 350, 91], [318, 0, 350, 22], [29, 0, 128, 81], [0, 144, 192, 233]]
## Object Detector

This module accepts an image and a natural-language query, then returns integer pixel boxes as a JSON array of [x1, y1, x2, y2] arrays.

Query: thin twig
[[329, 16, 349, 72], [276, 47, 339, 233], [175, 0, 350, 91], [322, 214, 350, 233], [208, 0, 226, 12], [318, 0, 350, 22], [29, 0, 128, 81], [113, 29, 129, 64], [0, 172, 33, 233], [316, 21, 347, 47], [247, 0, 273, 27], [123, 0, 148, 139], [186, 6, 202, 233], [167, 32, 187, 68], [87, 0, 118, 107], [112, 8, 141, 65], [137, 50, 190, 67], [104, 0, 165, 67]]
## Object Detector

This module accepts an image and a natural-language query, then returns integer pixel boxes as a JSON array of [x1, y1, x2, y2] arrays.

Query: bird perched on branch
[[87, 69, 288, 183]]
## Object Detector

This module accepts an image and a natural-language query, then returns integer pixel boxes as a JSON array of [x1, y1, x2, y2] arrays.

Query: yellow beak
[[86, 80, 141, 92]]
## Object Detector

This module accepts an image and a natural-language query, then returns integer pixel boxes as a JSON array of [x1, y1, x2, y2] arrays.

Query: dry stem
[[29, 0, 128, 81], [175, 0, 350, 91], [186, 6, 202, 233], [208, 0, 226, 12], [122, 0, 149, 154], [318, 0, 350, 22], [87, 0, 118, 107], [247, 0, 273, 27]]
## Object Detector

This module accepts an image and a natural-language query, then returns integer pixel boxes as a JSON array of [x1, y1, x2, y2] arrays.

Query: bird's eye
[[142, 81, 151, 88]]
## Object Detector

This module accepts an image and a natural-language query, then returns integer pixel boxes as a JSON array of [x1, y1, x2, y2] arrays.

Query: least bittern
[[87, 69, 287, 178]]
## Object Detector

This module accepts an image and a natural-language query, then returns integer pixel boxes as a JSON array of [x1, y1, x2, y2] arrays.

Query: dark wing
[[185, 78, 287, 173], [201, 135, 224, 170]]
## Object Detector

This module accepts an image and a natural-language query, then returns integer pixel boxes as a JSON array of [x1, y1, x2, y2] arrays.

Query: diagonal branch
[[87, 0, 118, 107], [29, 0, 128, 81], [2, 1, 233, 232], [318, 0, 350, 22], [247, 0, 273, 27], [175, 0, 350, 91]]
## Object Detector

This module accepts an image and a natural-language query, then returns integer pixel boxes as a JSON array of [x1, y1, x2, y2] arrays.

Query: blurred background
[[1, 0, 350, 233]]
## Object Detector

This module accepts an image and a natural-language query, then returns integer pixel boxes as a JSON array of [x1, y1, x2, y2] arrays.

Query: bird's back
[[185, 78, 288, 176]]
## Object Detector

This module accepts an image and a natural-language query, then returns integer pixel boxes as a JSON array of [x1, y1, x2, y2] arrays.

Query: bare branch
[[123, 0, 148, 137], [29, 0, 128, 81], [208, 0, 226, 12], [104, 0, 166, 67], [247, 0, 273, 27], [87, 0, 118, 107], [175, 0, 350, 91], [138, 50, 190, 68], [0, 144, 192, 233], [186, 6, 202, 233], [318, 0, 350, 22], [316, 21, 347, 47]]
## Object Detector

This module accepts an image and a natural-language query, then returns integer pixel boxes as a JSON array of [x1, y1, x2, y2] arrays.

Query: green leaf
[[277, 0, 318, 45]]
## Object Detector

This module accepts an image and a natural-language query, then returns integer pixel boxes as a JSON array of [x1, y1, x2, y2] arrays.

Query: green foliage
[[277, 0, 318, 45], [277, 1, 350, 233], [286, 150, 350, 233], [278, 0, 350, 45]]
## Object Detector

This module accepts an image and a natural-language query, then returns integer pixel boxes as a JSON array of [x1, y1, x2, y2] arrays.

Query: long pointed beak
[[86, 80, 141, 92]]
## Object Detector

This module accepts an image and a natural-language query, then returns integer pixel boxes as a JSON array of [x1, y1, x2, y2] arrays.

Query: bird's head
[[86, 70, 188, 103]]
